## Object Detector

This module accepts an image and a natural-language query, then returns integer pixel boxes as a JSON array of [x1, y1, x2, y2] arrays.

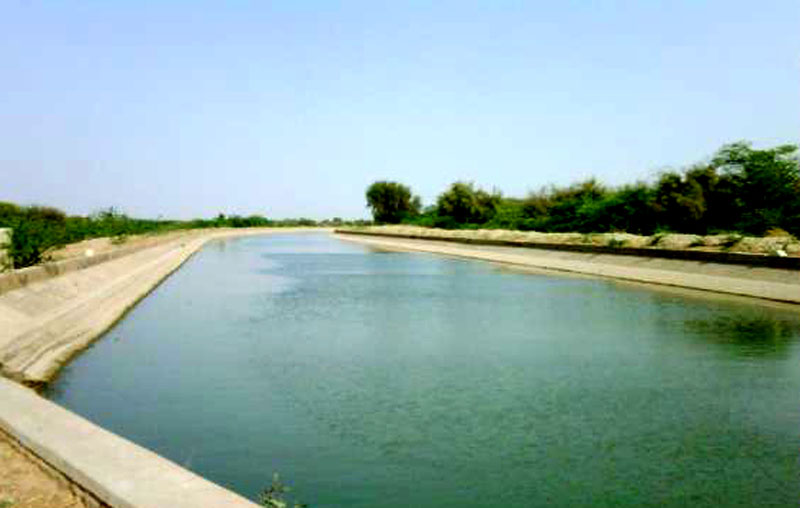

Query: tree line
[[366, 141, 800, 237], [0, 204, 365, 268]]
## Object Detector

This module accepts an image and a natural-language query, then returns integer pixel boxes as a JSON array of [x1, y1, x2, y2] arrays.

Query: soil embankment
[[336, 227, 800, 305], [0, 426, 94, 508]]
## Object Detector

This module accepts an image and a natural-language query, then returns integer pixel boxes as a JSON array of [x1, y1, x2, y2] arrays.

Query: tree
[[523, 179, 608, 233], [581, 184, 657, 235], [653, 171, 706, 233], [365, 181, 421, 224], [6, 206, 68, 267], [710, 141, 800, 235], [435, 182, 501, 226]]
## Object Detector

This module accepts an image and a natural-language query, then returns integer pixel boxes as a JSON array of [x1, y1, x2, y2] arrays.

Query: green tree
[[365, 181, 421, 223], [653, 171, 706, 233], [522, 179, 607, 232], [485, 198, 526, 229], [7, 206, 68, 267], [436, 182, 501, 226], [581, 184, 657, 234], [710, 141, 800, 235]]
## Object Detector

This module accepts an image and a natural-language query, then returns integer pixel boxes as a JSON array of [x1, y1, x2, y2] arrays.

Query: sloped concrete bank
[[337, 228, 800, 269], [0, 228, 327, 508], [0, 230, 204, 295], [2, 227, 797, 507], [0, 228, 328, 386], [0, 378, 261, 508], [336, 231, 800, 305]]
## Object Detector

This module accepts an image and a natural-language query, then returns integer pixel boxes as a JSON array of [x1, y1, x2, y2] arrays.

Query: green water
[[48, 233, 800, 507]]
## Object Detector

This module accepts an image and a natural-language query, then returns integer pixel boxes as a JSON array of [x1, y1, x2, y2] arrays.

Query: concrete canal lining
[[0, 228, 327, 508], [1, 227, 797, 507], [0, 377, 261, 508], [0, 228, 328, 386], [335, 231, 800, 305]]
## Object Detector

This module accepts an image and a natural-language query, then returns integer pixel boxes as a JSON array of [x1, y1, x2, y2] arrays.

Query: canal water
[[48, 233, 800, 507]]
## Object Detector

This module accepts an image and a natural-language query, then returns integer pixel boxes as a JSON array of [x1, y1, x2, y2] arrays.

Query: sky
[[2, 1, 798, 220]]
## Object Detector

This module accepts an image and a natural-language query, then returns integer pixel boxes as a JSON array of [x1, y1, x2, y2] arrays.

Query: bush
[[435, 182, 501, 226], [0, 203, 286, 268], [365, 181, 421, 224], [5, 206, 68, 267], [395, 141, 799, 237]]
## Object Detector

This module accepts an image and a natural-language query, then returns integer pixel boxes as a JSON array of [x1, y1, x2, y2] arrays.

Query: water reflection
[[685, 313, 800, 357], [210, 238, 230, 252]]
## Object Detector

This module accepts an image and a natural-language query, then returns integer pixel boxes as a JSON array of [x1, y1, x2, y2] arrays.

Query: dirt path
[[0, 431, 91, 508]]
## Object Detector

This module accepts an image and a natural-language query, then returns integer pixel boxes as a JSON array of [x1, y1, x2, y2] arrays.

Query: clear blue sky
[[2, 1, 798, 219]]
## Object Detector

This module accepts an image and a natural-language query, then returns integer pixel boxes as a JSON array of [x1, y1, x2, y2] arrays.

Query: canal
[[48, 233, 800, 507]]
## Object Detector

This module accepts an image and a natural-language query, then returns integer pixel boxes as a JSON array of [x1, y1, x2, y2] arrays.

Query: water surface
[[49, 233, 800, 507]]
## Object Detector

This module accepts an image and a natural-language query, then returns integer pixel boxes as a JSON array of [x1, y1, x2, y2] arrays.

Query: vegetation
[[0, 203, 72, 268], [367, 141, 799, 237], [0, 205, 368, 269], [260, 473, 307, 508], [433, 182, 501, 228], [365, 181, 421, 224]]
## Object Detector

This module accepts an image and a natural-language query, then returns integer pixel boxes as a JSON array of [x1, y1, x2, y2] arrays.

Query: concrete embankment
[[1, 226, 796, 507], [0, 377, 263, 508], [0, 229, 206, 294], [0, 228, 326, 386], [0, 228, 327, 508], [336, 230, 800, 305]]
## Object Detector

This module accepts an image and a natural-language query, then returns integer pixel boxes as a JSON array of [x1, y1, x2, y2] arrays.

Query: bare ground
[[0, 431, 92, 508]]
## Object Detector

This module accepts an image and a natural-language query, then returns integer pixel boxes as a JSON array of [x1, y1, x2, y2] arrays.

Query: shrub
[[365, 181, 421, 224], [435, 182, 501, 226]]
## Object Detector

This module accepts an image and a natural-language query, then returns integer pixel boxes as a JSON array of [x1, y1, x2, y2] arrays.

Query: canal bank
[[0, 228, 326, 508], [1, 228, 798, 507], [0, 228, 330, 386], [44, 231, 800, 507], [335, 230, 800, 305]]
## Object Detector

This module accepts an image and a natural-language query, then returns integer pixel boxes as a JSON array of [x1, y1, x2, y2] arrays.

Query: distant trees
[[435, 182, 501, 226], [711, 142, 799, 235], [365, 181, 421, 223], [653, 171, 706, 233], [647, 142, 800, 236], [0, 203, 330, 269], [374, 141, 799, 236], [522, 179, 608, 233], [0, 198, 379, 270]]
